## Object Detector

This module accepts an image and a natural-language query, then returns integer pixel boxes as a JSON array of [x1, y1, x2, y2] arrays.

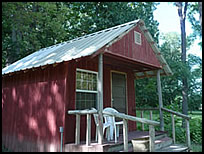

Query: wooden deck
[[64, 130, 168, 152]]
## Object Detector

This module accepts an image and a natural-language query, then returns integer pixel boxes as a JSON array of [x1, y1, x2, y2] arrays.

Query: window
[[76, 69, 97, 110], [134, 31, 142, 45]]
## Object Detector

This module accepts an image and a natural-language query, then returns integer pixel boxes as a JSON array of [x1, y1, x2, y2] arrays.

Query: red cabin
[[2, 19, 172, 152]]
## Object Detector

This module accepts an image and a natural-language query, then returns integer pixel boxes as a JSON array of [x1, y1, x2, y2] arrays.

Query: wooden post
[[123, 119, 128, 152], [150, 111, 153, 120], [97, 53, 103, 144], [157, 70, 164, 131], [186, 119, 191, 149], [141, 111, 144, 131], [171, 114, 176, 144], [86, 114, 91, 146], [75, 114, 80, 145], [149, 125, 155, 152]]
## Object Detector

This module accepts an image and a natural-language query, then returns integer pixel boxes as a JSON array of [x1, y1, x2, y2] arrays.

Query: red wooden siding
[[2, 63, 67, 152], [2, 55, 138, 151], [107, 25, 161, 68]]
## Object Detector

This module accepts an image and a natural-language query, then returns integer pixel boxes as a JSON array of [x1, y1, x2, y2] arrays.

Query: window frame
[[75, 68, 98, 110]]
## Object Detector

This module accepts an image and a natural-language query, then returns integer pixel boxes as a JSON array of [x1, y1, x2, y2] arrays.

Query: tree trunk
[[176, 2, 188, 127]]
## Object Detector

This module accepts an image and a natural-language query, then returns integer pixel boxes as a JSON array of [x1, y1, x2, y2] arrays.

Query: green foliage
[[187, 2, 202, 45], [163, 104, 202, 144], [136, 108, 202, 145], [189, 115, 202, 144], [135, 78, 158, 107]]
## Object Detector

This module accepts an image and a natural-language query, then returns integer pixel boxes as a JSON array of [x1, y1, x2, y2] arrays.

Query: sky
[[153, 2, 202, 59]]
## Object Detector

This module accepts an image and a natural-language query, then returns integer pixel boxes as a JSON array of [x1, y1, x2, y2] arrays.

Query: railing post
[[150, 110, 153, 120], [157, 70, 164, 131], [86, 113, 91, 146], [171, 114, 176, 144], [75, 114, 80, 145], [141, 111, 144, 131], [185, 119, 191, 149], [59, 127, 64, 152], [149, 125, 155, 152], [123, 119, 128, 152]]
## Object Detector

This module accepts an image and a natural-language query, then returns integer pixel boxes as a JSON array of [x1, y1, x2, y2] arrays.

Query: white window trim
[[76, 89, 98, 93], [76, 68, 98, 93], [76, 68, 98, 76]]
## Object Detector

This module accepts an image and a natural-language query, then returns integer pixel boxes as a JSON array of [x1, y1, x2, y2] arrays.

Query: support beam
[[97, 54, 103, 144], [157, 70, 164, 131]]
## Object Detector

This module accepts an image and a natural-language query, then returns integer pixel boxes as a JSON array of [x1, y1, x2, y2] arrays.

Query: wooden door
[[111, 72, 127, 114]]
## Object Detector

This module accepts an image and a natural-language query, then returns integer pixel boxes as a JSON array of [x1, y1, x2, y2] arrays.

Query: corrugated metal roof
[[2, 20, 139, 75], [2, 19, 172, 78]]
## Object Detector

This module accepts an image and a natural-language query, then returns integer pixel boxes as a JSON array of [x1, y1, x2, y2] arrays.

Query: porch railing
[[68, 109, 160, 152], [103, 109, 160, 152], [68, 109, 98, 146], [133, 107, 191, 150]]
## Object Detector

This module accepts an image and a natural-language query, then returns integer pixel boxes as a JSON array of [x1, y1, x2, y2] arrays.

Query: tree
[[2, 2, 70, 67], [175, 3, 189, 124], [159, 32, 202, 112]]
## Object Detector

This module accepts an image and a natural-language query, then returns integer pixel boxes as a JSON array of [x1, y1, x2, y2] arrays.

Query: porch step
[[155, 136, 172, 150], [156, 144, 189, 152]]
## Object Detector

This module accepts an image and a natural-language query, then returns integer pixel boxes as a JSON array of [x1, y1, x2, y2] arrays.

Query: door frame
[[110, 70, 128, 114]]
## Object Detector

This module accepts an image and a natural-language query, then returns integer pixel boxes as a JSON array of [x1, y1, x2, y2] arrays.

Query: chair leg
[[116, 125, 119, 138], [107, 127, 111, 141], [96, 127, 98, 142], [114, 126, 117, 143]]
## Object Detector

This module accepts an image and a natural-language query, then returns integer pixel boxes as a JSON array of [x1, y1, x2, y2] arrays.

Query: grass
[[191, 143, 202, 152]]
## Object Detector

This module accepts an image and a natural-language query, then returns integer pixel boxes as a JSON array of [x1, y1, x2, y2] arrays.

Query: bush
[[162, 104, 202, 144], [189, 116, 202, 144]]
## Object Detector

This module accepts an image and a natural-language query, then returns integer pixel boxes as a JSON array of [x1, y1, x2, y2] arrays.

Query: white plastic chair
[[91, 108, 111, 142], [103, 107, 124, 143]]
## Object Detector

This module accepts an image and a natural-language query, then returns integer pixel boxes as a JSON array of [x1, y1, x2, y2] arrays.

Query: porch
[[66, 108, 191, 152]]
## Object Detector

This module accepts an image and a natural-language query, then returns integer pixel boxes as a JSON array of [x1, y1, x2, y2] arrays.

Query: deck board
[[64, 130, 168, 152]]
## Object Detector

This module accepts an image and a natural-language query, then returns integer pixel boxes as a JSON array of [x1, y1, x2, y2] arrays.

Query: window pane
[[93, 82, 97, 91], [82, 82, 87, 90], [76, 93, 81, 101], [76, 81, 81, 89], [88, 82, 92, 91], [76, 92, 96, 110], [85, 73, 88, 81], [88, 73, 92, 81], [93, 74, 97, 82], [76, 71, 81, 80]]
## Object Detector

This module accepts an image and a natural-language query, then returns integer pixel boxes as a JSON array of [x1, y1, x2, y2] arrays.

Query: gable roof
[[2, 19, 172, 77]]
